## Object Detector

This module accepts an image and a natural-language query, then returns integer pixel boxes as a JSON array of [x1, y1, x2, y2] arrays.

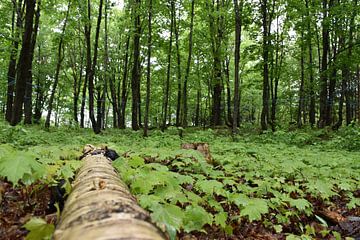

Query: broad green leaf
[[139, 194, 165, 209], [195, 179, 223, 195], [240, 198, 269, 222], [150, 204, 184, 231], [183, 205, 213, 232], [289, 198, 311, 211], [128, 155, 144, 168], [0, 151, 39, 185], [24, 218, 55, 240], [214, 211, 228, 228]]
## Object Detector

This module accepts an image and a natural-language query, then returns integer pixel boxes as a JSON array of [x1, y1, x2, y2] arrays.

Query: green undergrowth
[[0, 121, 359, 239]]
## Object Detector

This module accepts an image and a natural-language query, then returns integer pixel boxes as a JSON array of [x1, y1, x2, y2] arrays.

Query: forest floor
[[0, 122, 359, 239]]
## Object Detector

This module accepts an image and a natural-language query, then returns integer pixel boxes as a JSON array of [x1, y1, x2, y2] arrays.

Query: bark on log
[[54, 146, 166, 240]]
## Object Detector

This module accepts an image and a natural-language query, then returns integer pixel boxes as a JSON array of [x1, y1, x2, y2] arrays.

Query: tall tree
[[45, 0, 70, 129], [144, 0, 153, 137], [11, 0, 36, 126], [306, 0, 316, 127], [5, 0, 23, 123], [209, 0, 225, 126], [260, 0, 271, 130], [318, 0, 330, 128], [85, 0, 104, 133], [24, 0, 41, 124], [173, 4, 182, 127], [232, 0, 243, 134], [119, 35, 131, 129], [161, 0, 175, 131], [181, 0, 195, 127], [131, 0, 142, 131]]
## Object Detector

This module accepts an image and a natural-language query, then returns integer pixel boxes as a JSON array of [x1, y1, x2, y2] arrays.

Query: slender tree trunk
[[334, 45, 347, 130], [224, 57, 232, 126], [6, 0, 23, 123], [144, 0, 152, 137], [88, 0, 104, 133], [306, 0, 316, 127], [11, 0, 36, 126], [297, 27, 305, 128], [34, 44, 44, 123], [212, 1, 224, 127], [260, 0, 270, 131], [345, 0, 357, 125], [119, 36, 130, 129], [233, 0, 242, 134], [174, 8, 182, 127], [318, 0, 330, 128], [24, 0, 41, 124], [45, 0, 70, 129], [71, 36, 84, 124], [100, 0, 110, 129], [161, 0, 174, 131], [181, 0, 195, 127], [131, 0, 141, 131]]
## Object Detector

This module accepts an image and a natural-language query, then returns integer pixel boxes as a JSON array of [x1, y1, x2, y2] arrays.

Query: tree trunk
[[45, 0, 70, 129], [119, 36, 131, 129], [297, 27, 305, 128], [5, 0, 23, 123], [260, 0, 270, 131], [161, 0, 174, 131], [144, 0, 152, 137], [306, 0, 316, 127], [224, 56, 232, 126], [53, 146, 165, 240], [174, 8, 182, 127], [88, 0, 103, 133], [131, 0, 141, 131], [24, 0, 41, 124], [318, 0, 330, 128], [181, 0, 195, 128], [233, 0, 242, 134], [11, 0, 36, 126], [34, 44, 44, 123]]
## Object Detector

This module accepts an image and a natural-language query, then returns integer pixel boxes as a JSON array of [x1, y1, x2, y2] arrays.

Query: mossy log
[[53, 147, 165, 240]]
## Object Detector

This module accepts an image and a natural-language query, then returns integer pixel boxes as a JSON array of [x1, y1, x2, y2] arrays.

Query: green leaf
[[214, 211, 228, 228], [128, 156, 144, 168], [289, 198, 311, 211], [183, 205, 213, 232], [24, 218, 55, 240], [347, 196, 360, 209], [150, 204, 184, 231], [195, 179, 223, 195], [0, 151, 40, 185], [240, 198, 269, 222]]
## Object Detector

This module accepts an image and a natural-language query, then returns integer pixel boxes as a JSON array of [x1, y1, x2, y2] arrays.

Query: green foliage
[[0, 146, 44, 185], [1, 123, 359, 238], [23, 218, 55, 240]]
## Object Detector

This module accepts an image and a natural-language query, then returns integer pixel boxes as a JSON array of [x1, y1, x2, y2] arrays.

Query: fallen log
[[53, 146, 166, 240]]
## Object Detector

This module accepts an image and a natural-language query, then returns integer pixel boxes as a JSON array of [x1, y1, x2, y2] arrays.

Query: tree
[[24, 0, 41, 124], [181, 0, 195, 128], [161, 0, 174, 131], [5, 0, 23, 123], [260, 0, 271, 131], [84, 0, 104, 134], [131, 0, 142, 131], [11, 0, 36, 126], [144, 0, 153, 137], [45, 0, 71, 129], [232, 0, 243, 134]]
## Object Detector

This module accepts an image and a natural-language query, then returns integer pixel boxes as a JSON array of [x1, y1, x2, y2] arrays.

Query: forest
[[0, 0, 359, 239]]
